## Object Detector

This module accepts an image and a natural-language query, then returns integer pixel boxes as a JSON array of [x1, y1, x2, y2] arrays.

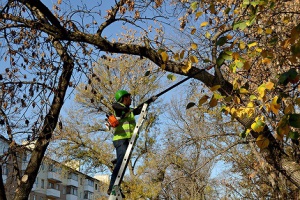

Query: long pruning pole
[[144, 69, 204, 103]]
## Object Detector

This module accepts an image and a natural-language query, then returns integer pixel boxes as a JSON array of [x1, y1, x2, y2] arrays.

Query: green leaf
[[224, 7, 231, 14], [278, 72, 290, 85], [289, 114, 300, 128], [233, 20, 247, 30], [167, 74, 176, 81], [216, 57, 225, 67], [246, 15, 256, 26], [144, 71, 151, 76], [279, 68, 298, 85], [190, 2, 198, 11], [203, 58, 211, 63], [242, 0, 250, 6], [268, 36, 278, 46], [235, 60, 244, 68], [216, 36, 227, 46], [221, 51, 233, 61], [186, 102, 196, 109], [288, 131, 299, 140]]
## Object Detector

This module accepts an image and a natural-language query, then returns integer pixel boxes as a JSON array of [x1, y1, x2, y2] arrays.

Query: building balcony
[[67, 179, 79, 187], [48, 171, 62, 183], [66, 194, 78, 200], [83, 185, 94, 192], [84, 179, 94, 192], [46, 188, 60, 198]]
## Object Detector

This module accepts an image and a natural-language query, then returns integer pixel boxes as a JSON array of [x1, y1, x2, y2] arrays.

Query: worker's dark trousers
[[108, 138, 129, 193]]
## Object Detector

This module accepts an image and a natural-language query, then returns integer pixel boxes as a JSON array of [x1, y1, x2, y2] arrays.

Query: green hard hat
[[115, 90, 130, 102]]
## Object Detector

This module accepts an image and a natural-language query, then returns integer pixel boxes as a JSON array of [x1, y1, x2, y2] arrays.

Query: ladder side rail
[[109, 103, 149, 200]]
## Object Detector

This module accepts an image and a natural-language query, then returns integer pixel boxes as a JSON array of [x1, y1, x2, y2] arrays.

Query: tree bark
[[13, 43, 74, 199]]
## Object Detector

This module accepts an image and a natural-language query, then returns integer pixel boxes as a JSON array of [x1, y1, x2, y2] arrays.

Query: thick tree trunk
[[13, 44, 74, 199]]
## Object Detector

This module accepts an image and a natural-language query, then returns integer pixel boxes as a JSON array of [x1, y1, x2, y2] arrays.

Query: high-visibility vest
[[113, 107, 136, 141]]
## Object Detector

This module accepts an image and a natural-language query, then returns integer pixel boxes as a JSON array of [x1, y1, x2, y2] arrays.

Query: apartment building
[[0, 136, 110, 200]]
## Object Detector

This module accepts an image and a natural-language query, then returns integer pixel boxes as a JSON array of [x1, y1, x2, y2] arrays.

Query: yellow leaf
[[210, 85, 221, 91], [173, 53, 180, 61], [245, 102, 255, 117], [257, 84, 266, 99], [239, 41, 246, 50], [248, 42, 257, 48], [256, 135, 270, 149], [222, 106, 230, 115], [180, 50, 185, 59], [181, 61, 192, 73], [161, 51, 169, 62], [191, 43, 198, 50], [247, 102, 254, 108], [195, 11, 203, 20], [256, 48, 262, 52], [209, 97, 218, 107], [251, 119, 265, 133], [205, 31, 211, 39], [191, 27, 196, 35], [265, 82, 274, 90], [282, 16, 289, 24], [230, 107, 237, 116], [257, 27, 263, 34], [214, 93, 224, 100], [270, 96, 280, 115], [265, 28, 272, 34], [233, 79, 239, 90], [190, 55, 198, 63], [198, 95, 209, 106], [233, 9, 240, 14], [239, 88, 248, 94], [262, 58, 271, 64], [200, 21, 209, 27], [161, 64, 166, 70]]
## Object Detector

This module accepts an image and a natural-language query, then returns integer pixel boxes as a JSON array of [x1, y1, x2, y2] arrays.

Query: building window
[[95, 183, 98, 191], [48, 182, 54, 189], [88, 179, 94, 187], [49, 164, 58, 172], [63, 186, 66, 195], [66, 186, 78, 196], [41, 179, 44, 188], [68, 173, 78, 181], [84, 191, 94, 200]]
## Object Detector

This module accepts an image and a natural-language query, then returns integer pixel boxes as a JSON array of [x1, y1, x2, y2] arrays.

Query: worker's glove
[[145, 96, 157, 104]]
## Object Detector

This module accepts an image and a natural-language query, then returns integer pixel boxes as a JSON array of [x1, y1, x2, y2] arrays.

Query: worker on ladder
[[107, 90, 143, 197]]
